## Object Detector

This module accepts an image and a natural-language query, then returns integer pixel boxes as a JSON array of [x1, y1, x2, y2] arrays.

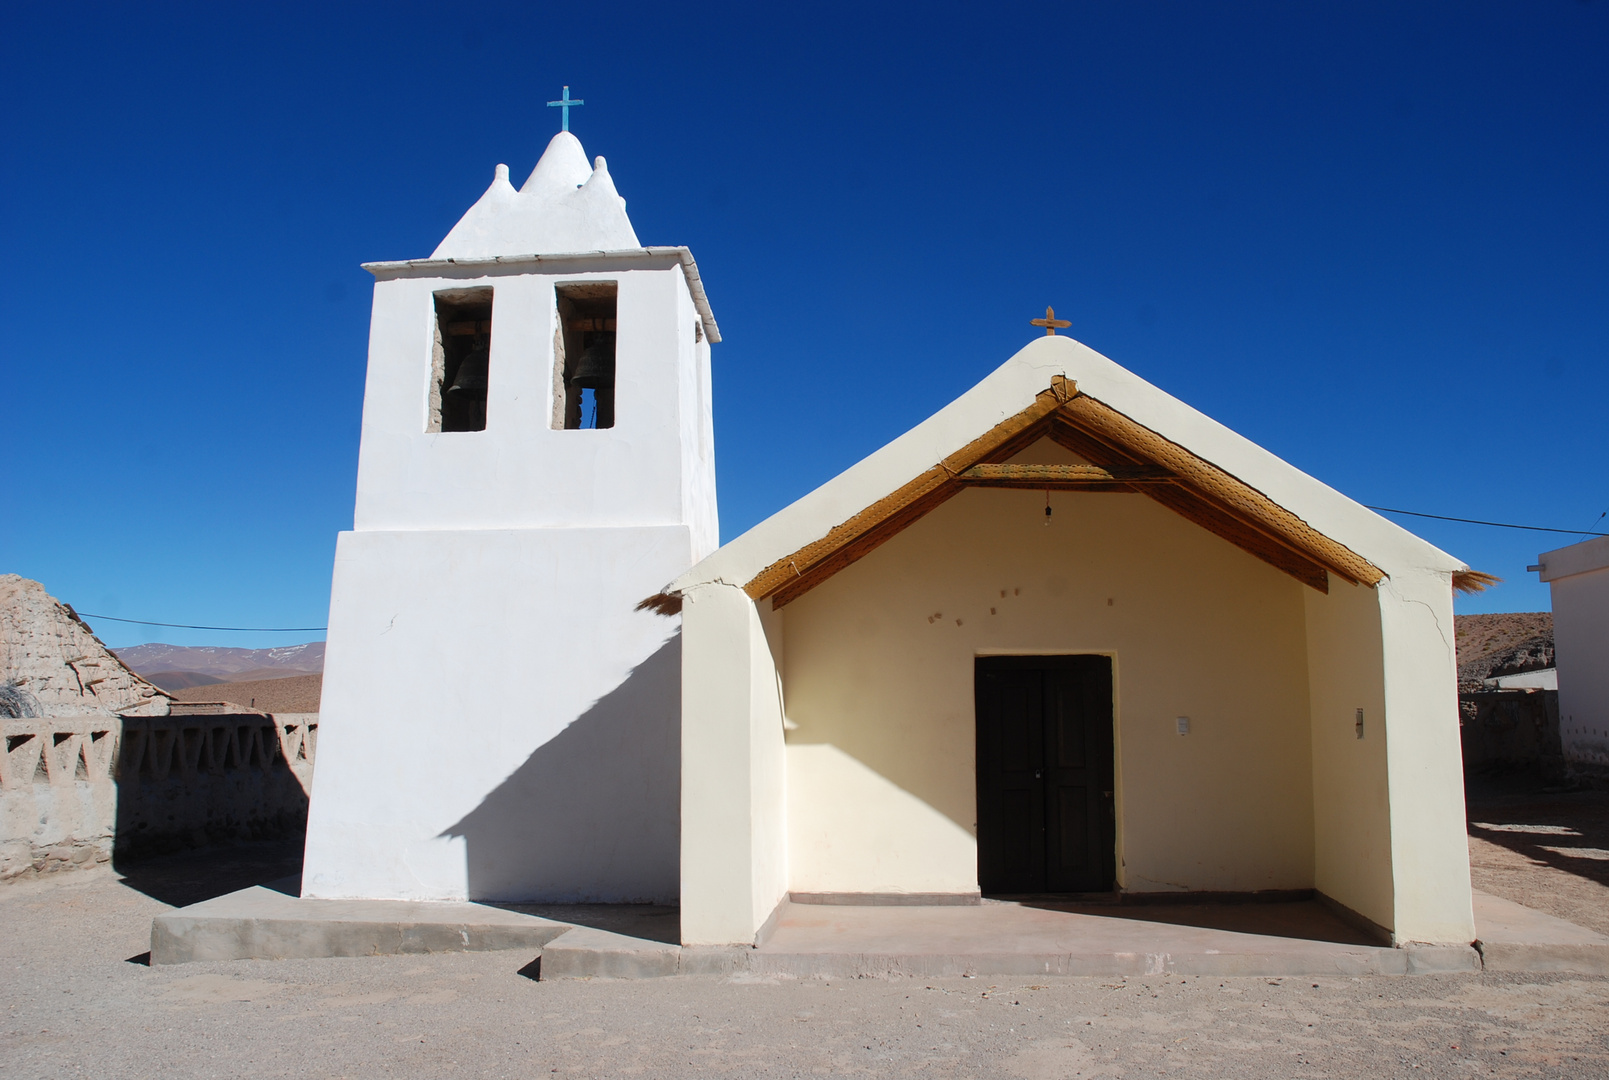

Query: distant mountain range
[[113, 641, 325, 691]]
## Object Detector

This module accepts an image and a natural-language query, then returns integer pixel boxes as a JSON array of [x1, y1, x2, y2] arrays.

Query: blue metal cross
[[547, 85, 584, 132]]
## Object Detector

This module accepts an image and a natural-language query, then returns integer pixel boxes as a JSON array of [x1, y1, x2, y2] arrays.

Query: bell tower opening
[[430, 288, 494, 433], [552, 282, 618, 430]]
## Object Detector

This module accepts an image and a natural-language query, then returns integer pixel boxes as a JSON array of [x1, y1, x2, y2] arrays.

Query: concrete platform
[[1473, 890, 1609, 974], [150, 879, 573, 964], [536, 898, 1448, 980], [152, 885, 1609, 979], [744, 899, 1449, 979], [535, 893, 1606, 980]]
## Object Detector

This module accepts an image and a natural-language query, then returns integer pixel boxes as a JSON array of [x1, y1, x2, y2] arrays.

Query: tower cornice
[[361, 246, 721, 343]]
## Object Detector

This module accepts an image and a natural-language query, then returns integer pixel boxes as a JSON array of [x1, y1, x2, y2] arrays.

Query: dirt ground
[[1466, 774, 1609, 937], [2, 782, 1607, 1079]]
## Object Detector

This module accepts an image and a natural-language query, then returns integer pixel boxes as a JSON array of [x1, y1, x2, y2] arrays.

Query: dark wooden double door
[[975, 656, 1116, 895]]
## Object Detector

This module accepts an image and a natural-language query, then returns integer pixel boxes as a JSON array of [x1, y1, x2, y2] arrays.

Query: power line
[[68, 502, 1607, 633], [1366, 507, 1609, 537], [77, 613, 326, 633]]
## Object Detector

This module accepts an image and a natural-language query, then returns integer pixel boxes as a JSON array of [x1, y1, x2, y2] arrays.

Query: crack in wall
[[1383, 579, 1453, 659]]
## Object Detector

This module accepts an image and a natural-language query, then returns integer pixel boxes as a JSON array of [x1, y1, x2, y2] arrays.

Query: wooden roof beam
[[1054, 396, 1383, 586], [1043, 414, 1362, 591], [958, 463, 1176, 488], [743, 380, 1077, 603]]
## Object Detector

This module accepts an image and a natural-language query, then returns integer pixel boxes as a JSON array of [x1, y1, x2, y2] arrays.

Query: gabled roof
[[663, 335, 1466, 609]]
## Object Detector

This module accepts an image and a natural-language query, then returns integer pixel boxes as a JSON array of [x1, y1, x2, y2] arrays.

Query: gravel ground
[[3, 781, 1608, 1080], [1467, 777, 1609, 937]]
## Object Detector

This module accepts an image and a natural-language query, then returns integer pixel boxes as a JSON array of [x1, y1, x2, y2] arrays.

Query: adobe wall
[[0, 712, 315, 881], [1460, 690, 1563, 775]]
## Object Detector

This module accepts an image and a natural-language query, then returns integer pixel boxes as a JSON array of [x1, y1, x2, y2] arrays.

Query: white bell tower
[[302, 128, 719, 903]]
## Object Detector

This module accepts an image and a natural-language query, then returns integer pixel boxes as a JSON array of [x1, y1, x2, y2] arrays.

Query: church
[[302, 123, 1479, 952]]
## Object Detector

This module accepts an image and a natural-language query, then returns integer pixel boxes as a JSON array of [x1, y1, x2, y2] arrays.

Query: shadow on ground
[[112, 835, 305, 908], [1466, 767, 1609, 890], [496, 903, 681, 945], [1008, 898, 1380, 946], [110, 834, 682, 945]]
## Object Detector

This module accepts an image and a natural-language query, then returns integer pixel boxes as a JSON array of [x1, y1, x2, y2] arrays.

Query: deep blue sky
[[3, 1, 1605, 649]]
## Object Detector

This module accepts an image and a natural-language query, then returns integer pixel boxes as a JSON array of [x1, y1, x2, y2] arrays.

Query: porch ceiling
[[744, 377, 1386, 609]]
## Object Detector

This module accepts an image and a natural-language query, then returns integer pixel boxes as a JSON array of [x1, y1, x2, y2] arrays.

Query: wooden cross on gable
[[1031, 306, 1071, 336]]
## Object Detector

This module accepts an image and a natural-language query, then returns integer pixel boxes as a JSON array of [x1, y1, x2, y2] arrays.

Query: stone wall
[[1459, 690, 1562, 777], [1, 711, 315, 880]]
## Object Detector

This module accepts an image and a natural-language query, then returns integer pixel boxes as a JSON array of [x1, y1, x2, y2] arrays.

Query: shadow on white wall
[[441, 633, 681, 903]]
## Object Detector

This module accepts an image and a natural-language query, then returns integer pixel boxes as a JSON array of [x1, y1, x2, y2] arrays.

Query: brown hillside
[[144, 670, 226, 691], [171, 673, 322, 713], [1454, 612, 1553, 691]]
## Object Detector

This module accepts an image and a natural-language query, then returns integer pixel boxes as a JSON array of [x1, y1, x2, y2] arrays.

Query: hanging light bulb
[[1044, 488, 1053, 526]]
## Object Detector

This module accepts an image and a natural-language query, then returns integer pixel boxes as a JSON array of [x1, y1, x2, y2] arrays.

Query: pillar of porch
[[679, 582, 788, 946], [1380, 569, 1476, 945]]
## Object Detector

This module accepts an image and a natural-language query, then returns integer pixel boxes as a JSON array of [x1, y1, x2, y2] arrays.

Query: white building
[[1535, 536, 1609, 775], [301, 131, 719, 903], [305, 130, 1483, 952]]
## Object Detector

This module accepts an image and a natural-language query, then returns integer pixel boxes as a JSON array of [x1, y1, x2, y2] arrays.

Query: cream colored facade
[[668, 334, 1475, 949], [785, 444, 1317, 899]]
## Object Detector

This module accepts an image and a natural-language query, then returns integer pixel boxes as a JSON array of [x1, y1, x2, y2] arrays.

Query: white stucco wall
[[306, 248, 717, 902], [432, 134, 640, 260], [678, 277, 719, 560], [1541, 537, 1609, 771], [304, 526, 691, 902], [779, 450, 1317, 899], [352, 255, 714, 539]]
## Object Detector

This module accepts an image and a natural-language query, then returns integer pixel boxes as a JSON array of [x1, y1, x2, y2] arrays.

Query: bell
[[570, 332, 616, 389], [447, 345, 489, 397]]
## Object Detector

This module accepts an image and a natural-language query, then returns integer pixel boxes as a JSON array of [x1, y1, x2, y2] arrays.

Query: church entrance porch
[[743, 896, 1423, 977], [675, 345, 1480, 951]]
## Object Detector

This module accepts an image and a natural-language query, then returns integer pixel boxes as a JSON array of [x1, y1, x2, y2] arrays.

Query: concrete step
[[1474, 891, 1609, 975], [149, 886, 1609, 979], [535, 900, 1479, 980], [151, 882, 571, 964], [536, 939, 1488, 980]]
